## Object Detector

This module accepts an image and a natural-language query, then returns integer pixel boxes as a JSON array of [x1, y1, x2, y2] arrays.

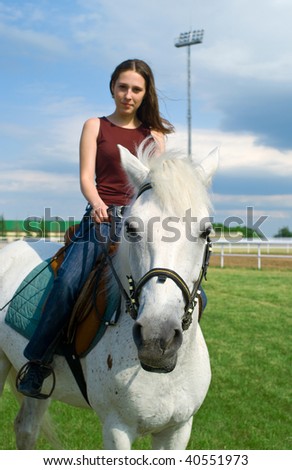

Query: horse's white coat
[[0, 144, 218, 449]]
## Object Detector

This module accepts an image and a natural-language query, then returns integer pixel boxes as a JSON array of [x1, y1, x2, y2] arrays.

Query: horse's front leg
[[152, 417, 193, 450], [0, 349, 11, 396], [14, 397, 51, 449], [102, 412, 136, 450]]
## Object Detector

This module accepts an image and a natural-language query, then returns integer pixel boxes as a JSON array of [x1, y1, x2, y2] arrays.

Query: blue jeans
[[24, 206, 122, 363]]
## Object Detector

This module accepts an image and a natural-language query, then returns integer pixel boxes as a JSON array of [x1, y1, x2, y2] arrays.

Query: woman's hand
[[90, 202, 109, 223]]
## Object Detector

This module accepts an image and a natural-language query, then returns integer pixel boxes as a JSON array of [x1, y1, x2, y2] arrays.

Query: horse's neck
[[178, 317, 201, 363], [114, 242, 131, 292]]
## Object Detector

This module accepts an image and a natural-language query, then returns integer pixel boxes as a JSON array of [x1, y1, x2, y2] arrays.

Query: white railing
[[212, 239, 292, 270], [1, 237, 292, 270]]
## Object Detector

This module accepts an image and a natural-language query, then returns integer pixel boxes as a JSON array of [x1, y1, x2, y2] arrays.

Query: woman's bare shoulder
[[83, 117, 100, 130]]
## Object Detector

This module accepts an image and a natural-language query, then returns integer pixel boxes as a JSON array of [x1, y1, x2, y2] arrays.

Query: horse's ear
[[196, 146, 219, 185], [117, 145, 149, 188]]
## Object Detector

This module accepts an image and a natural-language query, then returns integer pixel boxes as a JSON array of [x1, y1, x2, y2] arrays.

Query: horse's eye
[[124, 221, 142, 242], [200, 225, 212, 240]]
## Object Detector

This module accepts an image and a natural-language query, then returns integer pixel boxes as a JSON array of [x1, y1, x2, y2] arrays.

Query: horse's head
[[117, 141, 219, 373]]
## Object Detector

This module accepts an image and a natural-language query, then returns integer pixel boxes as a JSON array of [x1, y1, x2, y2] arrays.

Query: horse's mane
[[136, 140, 212, 218], [107, 141, 212, 293]]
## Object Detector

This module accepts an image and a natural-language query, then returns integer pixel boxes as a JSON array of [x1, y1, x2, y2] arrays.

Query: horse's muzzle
[[132, 322, 183, 373]]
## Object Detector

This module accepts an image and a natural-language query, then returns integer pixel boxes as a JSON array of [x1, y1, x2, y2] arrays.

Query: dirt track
[[210, 254, 292, 270]]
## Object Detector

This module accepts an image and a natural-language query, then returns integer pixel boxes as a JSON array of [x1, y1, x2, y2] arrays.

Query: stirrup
[[16, 361, 56, 400]]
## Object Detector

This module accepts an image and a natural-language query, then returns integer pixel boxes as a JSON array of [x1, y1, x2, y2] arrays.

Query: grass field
[[1, 266, 291, 450]]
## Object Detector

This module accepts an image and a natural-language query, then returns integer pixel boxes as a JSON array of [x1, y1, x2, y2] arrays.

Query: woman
[[17, 59, 174, 398]]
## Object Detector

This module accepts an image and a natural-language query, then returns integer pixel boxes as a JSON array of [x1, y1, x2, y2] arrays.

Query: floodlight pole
[[175, 30, 204, 157]]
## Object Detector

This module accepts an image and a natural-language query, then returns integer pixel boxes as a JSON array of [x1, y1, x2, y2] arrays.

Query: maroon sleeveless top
[[95, 117, 152, 206]]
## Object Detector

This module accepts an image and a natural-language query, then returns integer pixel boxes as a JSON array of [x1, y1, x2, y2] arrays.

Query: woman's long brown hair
[[110, 59, 174, 135]]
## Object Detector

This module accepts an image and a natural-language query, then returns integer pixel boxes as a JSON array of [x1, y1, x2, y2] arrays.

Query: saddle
[[51, 225, 119, 357]]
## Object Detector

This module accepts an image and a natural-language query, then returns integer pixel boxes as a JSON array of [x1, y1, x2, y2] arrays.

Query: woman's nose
[[125, 89, 132, 99]]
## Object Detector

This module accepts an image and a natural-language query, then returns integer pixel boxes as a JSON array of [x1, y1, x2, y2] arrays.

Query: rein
[[107, 182, 212, 331]]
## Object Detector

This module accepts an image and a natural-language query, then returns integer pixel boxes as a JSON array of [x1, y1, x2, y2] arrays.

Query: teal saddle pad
[[5, 260, 54, 340], [5, 259, 120, 357]]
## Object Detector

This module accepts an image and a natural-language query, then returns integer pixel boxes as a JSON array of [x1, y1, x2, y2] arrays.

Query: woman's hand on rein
[[91, 203, 109, 223]]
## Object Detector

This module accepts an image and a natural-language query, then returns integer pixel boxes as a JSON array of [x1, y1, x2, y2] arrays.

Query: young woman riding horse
[[17, 59, 174, 398]]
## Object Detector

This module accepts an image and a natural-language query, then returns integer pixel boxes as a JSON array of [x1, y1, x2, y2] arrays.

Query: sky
[[0, 0, 291, 238]]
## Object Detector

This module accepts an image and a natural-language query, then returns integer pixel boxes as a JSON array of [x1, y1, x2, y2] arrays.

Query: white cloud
[[213, 194, 292, 209], [0, 170, 79, 193], [167, 128, 292, 177], [198, 42, 292, 83], [0, 21, 68, 55], [33, 116, 84, 163], [0, 122, 33, 138]]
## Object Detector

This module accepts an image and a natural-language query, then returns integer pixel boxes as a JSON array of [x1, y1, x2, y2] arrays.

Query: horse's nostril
[[170, 328, 183, 350], [159, 328, 182, 352], [174, 328, 181, 339]]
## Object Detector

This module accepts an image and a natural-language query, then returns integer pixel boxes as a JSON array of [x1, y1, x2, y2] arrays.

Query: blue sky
[[0, 0, 291, 237]]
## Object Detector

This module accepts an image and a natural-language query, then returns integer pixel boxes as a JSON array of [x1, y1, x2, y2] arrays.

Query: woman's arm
[[79, 118, 109, 222]]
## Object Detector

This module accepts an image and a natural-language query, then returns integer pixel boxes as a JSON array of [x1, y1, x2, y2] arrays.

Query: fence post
[[221, 244, 224, 268], [257, 243, 261, 270]]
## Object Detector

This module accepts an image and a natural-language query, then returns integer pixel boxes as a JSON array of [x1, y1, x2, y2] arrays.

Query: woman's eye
[[133, 87, 143, 94]]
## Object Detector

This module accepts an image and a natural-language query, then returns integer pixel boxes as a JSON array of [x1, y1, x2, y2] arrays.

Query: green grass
[[191, 268, 291, 450], [1, 268, 291, 450]]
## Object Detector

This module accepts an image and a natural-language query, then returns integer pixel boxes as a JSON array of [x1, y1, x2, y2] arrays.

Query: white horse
[[0, 143, 218, 450]]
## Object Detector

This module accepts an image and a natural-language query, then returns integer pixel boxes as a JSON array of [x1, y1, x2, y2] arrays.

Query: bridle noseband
[[125, 182, 212, 330]]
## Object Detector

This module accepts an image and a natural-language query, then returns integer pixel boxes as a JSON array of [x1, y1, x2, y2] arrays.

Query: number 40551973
[[184, 454, 249, 466]]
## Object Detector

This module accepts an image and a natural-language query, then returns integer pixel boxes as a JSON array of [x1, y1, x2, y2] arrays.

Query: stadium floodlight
[[175, 30, 204, 157]]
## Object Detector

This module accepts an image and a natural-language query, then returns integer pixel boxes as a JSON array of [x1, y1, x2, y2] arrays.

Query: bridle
[[106, 182, 212, 331]]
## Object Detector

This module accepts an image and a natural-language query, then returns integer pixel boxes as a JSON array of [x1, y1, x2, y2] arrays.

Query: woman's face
[[112, 70, 146, 117]]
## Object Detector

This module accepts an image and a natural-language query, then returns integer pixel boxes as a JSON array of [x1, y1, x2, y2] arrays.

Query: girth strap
[[61, 343, 90, 405]]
